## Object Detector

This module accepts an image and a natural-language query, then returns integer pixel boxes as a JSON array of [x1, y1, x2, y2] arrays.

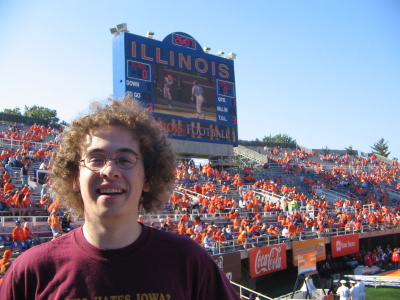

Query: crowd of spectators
[[132, 149, 399, 256], [0, 120, 399, 298], [0, 122, 70, 240], [0, 122, 58, 209], [0, 121, 399, 258]]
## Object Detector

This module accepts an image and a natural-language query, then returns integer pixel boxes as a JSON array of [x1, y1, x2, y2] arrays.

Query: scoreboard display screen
[[112, 31, 238, 145]]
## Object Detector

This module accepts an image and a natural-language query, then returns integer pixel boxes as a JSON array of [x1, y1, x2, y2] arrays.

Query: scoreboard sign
[[112, 32, 238, 145]]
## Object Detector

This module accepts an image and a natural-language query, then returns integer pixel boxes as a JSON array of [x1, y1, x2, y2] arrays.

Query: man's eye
[[118, 158, 133, 163], [117, 158, 135, 165], [88, 157, 104, 163]]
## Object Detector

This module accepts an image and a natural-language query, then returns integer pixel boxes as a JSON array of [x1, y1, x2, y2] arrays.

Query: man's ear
[[73, 178, 80, 192], [142, 181, 150, 193]]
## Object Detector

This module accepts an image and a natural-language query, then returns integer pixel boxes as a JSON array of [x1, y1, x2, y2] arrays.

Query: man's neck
[[82, 218, 142, 250]]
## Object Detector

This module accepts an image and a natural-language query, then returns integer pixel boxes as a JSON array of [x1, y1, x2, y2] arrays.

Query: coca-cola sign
[[249, 244, 287, 278]]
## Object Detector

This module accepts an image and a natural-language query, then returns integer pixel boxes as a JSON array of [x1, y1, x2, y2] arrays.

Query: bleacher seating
[[1, 121, 399, 260]]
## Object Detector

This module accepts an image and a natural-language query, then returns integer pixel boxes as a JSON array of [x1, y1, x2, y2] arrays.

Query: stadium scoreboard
[[112, 31, 238, 146]]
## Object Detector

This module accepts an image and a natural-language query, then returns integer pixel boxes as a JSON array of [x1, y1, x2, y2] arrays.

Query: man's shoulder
[[13, 231, 75, 263]]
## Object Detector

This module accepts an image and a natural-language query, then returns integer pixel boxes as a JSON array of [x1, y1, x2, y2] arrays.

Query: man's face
[[74, 125, 150, 224]]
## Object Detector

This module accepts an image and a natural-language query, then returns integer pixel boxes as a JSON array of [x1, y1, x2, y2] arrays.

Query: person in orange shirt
[[205, 166, 214, 181], [0, 191, 5, 210], [207, 200, 215, 214], [192, 232, 202, 244], [13, 192, 26, 217], [214, 230, 225, 243], [281, 217, 291, 227], [48, 210, 62, 238], [254, 211, 262, 223], [206, 222, 217, 235], [48, 199, 61, 213], [303, 218, 313, 229], [288, 222, 296, 238], [4, 191, 15, 210], [241, 217, 251, 227], [228, 209, 238, 220], [237, 230, 248, 248], [2, 170, 11, 182], [3, 179, 14, 194], [267, 225, 278, 238], [0, 261, 11, 287], [232, 216, 240, 230], [264, 201, 271, 212], [295, 225, 305, 239], [169, 191, 181, 212], [177, 219, 187, 235], [23, 192, 34, 216], [185, 225, 195, 236], [216, 200, 225, 213], [12, 220, 24, 242], [39, 194, 51, 210], [0, 250, 12, 271], [23, 222, 39, 248], [20, 184, 30, 195], [166, 217, 175, 231]]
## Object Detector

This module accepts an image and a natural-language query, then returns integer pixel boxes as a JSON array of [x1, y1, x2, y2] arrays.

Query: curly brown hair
[[50, 96, 176, 218]]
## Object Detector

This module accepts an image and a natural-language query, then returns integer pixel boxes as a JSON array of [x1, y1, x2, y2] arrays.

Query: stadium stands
[[1, 120, 399, 298]]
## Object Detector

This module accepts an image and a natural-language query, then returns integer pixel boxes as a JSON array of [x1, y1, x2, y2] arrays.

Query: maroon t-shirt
[[1, 224, 240, 299]]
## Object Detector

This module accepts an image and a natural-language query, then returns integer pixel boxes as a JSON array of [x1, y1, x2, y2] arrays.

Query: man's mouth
[[97, 188, 124, 195]]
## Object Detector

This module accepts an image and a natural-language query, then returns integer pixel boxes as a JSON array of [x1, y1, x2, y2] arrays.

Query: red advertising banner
[[249, 244, 287, 278], [331, 234, 360, 258]]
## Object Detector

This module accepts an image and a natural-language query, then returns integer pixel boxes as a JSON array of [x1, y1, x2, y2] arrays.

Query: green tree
[[262, 134, 296, 144], [371, 138, 391, 157], [322, 146, 330, 155], [23, 105, 59, 123], [345, 146, 357, 156], [2, 107, 22, 115], [59, 120, 69, 127]]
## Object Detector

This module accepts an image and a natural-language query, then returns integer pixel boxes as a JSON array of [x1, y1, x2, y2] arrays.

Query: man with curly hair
[[0, 96, 239, 299]]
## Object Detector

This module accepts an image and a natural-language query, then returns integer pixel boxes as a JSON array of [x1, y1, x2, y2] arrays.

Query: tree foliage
[[2, 105, 61, 124], [371, 138, 391, 157], [345, 145, 357, 156], [2, 107, 22, 115], [322, 146, 330, 155], [262, 134, 296, 144], [23, 105, 59, 122]]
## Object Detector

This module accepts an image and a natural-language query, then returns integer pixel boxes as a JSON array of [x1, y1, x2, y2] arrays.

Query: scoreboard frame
[[112, 31, 238, 145]]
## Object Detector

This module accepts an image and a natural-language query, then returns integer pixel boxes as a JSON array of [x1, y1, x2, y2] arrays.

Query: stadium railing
[[345, 274, 400, 288], [0, 137, 53, 152], [231, 281, 273, 300]]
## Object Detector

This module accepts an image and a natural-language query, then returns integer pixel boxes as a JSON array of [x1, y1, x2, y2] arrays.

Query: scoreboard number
[[127, 60, 151, 82]]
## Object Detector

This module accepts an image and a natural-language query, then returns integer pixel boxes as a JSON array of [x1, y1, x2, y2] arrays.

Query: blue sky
[[1, 0, 399, 159]]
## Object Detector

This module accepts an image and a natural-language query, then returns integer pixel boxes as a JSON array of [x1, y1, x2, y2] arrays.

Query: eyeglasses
[[79, 153, 141, 171]]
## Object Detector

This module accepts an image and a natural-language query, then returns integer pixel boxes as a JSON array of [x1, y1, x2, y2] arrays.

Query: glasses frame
[[79, 153, 141, 171]]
